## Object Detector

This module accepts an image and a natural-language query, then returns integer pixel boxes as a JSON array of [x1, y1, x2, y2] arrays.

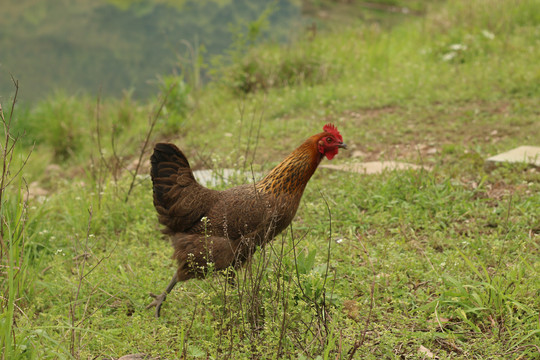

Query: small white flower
[[449, 43, 467, 51], [442, 52, 456, 62], [482, 30, 495, 40], [335, 238, 343, 244]]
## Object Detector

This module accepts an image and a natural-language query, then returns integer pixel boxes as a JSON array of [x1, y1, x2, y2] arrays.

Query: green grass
[[1, 0, 539, 358]]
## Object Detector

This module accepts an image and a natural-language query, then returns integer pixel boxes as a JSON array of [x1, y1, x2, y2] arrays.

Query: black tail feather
[[151, 143, 193, 209], [150, 143, 216, 233]]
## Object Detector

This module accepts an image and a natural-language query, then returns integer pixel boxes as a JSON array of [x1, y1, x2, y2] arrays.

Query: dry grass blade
[[124, 83, 176, 202]]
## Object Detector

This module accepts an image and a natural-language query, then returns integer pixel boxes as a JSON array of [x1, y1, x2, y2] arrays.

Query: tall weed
[[0, 81, 34, 359]]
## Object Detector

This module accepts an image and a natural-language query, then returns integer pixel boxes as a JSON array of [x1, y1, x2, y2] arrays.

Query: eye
[[326, 137, 332, 143]]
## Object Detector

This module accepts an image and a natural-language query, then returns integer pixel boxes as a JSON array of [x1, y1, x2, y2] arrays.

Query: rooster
[[146, 124, 346, 317]]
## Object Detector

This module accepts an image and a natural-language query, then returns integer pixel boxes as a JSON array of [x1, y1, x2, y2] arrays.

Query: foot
[[146, 292, 167, 318]]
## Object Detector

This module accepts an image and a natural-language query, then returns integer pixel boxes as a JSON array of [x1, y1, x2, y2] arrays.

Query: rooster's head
[[317, 123, 347, 160]]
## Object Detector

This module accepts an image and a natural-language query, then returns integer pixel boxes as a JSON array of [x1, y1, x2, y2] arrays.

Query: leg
[[146, 273, 178, 318]]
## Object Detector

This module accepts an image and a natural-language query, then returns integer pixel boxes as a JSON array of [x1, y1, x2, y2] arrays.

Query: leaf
[[188, 346, 206, 358]]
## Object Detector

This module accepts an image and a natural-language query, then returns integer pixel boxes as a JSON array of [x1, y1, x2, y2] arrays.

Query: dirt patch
[[342, 99, 539, 163], [485, 181, 528, 200]]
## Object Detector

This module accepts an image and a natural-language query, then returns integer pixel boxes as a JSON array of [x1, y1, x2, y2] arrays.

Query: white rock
[[486, 146, 540, 167]]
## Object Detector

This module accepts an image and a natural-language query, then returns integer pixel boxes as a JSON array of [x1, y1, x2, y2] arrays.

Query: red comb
[[323, 123, 343, 142]]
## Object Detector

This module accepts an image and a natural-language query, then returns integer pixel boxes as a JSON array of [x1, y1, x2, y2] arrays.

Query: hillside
[[1, 0, 539, 359]]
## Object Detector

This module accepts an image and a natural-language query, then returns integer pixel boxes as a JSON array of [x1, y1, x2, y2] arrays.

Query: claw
[[146, 292, 167, 318], [146, 273, 178, 318]]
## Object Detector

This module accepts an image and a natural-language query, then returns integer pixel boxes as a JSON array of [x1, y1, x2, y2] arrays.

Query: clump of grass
[[225, 44, 335, 94], [210, 3, 336, 95], [15, 91, 90, 160], [155, 75, 191, 134], [0, 80, 36, 359]]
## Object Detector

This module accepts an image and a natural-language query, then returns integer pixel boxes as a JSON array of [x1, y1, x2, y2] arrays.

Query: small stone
[[118, 354, 153, 360], [46, 164, 62, 173], [418, 345, 437, 359]]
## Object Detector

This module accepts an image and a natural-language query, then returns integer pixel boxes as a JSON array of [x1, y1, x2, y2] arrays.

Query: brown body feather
[[151, 135, 323, 279], [147, 127, 345, 316]]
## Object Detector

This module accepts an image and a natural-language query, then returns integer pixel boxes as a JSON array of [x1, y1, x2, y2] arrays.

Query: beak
[[338, 142, 347, 149]]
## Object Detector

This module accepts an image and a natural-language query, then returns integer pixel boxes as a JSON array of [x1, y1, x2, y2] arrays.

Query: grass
[[1, 0, 539, 358]]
